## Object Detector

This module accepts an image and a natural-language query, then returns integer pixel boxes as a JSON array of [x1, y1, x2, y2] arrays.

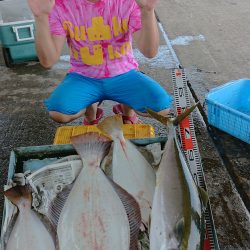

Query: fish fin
[[198, 187, 209, 210], [174, 217, 184, 242], [97, 115, 124, 139], [172, 102, 199, 126], [199, 212, 206, 250], [146, 109, 172, 126], [147, 103, 198, 127], [191, 209, 201, 230], [4, 185, 32, 207], [70, 132, 112, 166], [138, 227, 150, 249], [108, 178, 141, 250], [47, 183, 73, 229]]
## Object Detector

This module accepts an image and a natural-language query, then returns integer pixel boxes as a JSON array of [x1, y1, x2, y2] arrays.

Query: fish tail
[[147, 102, 199, 127], [97, 115, 124, 139], [4, 185, 32, 207], [146, 109, 172, 126], [71, 132, 112, 166], [172, 102, 199, 126]]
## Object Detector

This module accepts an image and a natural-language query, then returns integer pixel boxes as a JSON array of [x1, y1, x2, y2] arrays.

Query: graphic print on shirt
[[63, 16, 130, 65]]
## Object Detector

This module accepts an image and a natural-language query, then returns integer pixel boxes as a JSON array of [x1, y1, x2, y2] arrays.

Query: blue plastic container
[[206, 79, 250, 144]]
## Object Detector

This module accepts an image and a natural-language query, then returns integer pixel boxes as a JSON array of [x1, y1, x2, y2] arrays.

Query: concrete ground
[[156, 1, 250, 248], [0, 0, 250, 249]]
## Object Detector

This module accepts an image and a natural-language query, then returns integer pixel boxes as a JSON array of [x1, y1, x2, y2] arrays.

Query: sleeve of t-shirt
[[49, 6, 67, 37], [129, 2, 142, 33]]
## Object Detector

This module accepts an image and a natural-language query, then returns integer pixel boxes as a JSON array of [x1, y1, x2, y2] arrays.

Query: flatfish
[[98, 115, 156, 228], [57, 132, 133, 250], [4, 185, 55, 250]]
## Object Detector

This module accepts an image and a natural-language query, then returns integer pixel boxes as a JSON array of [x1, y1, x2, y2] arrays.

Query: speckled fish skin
[[57, 133, 131, 250], [4, 186, 55, 250]]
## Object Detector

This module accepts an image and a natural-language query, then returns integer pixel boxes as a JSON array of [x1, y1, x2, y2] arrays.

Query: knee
[[49, 111, 74, 123]]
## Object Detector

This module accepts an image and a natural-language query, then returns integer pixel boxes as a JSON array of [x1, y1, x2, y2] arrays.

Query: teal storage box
[[206, 79, 250, 144], [0, 0, 38, 67]]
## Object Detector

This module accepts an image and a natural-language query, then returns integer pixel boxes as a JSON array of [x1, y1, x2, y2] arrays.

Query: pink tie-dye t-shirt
[[49, 0, 142, 78]]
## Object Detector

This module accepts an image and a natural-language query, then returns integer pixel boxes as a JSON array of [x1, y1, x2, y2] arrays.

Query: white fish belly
[[150, 138, 183, 250], [178, 144, 202, 249], [57, 167, 130, 250], [151, 134, 203, 250], [6, 209, 55, 250], [112, 140, 156, 225]]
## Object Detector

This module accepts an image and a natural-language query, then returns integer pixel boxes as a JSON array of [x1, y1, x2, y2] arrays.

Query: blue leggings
[[44, 70, 173, 115]]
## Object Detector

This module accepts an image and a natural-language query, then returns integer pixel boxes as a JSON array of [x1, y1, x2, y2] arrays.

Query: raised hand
[[135, 0, 157, 11], [27, 0, 55, 17]]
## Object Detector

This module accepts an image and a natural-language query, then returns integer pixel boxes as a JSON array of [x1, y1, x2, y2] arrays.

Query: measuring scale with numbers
[[172, 68, 219, 250]]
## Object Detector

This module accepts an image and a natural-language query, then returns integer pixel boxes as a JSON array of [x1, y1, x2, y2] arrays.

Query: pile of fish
[[2, 105, 208, 250]]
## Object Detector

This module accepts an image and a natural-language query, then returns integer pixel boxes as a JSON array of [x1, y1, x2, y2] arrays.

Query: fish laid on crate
[[4, 185, 55, 250], [147, 105, 208, 250], [56, 132, 141, 250], [98, 115, 156, 228]]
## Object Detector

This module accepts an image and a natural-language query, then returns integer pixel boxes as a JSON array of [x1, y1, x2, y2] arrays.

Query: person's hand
[[27, 0, 55, 17], [135, 0, 157, 11]]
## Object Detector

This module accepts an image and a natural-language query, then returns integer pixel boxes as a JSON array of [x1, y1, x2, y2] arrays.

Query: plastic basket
[[54, 124, 155, 144], [206, 79, 250, 144]]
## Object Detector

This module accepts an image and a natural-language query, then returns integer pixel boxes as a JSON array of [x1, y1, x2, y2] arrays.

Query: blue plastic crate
[[206, 79, 250, 144]]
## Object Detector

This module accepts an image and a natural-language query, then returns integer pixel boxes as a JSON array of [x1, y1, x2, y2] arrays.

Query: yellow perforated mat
[[54, 124, 155, 144]]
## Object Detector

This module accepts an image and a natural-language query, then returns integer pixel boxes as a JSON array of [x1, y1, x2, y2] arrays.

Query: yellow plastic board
[[54, 124, 155, 144]]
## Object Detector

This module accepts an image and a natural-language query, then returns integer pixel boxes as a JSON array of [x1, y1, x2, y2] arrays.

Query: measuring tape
[[172, 68, 219, 250]]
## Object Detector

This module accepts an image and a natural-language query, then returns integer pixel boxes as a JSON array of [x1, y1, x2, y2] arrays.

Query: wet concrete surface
[[193, 119, 250, 248], [1, 1, 250, 248], [1, 52, 250, 249], [156, 0, 250, 248], [184, 68, 250, 249]]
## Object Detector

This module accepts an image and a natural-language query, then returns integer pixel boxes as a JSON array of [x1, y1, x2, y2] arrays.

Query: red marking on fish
[[80, 214, 89, 238], [93, 238, 103, 250], [137, 191, 145, 200], [119, 139, 129, 159], [82, 214, 87, 226], [83, 188, 90, 201], [89, 160, 98, 167]]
